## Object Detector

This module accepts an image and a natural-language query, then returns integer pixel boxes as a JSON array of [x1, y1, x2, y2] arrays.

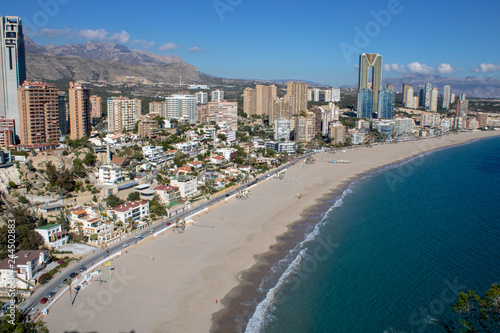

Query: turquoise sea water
[[245, 136, 500, 333]]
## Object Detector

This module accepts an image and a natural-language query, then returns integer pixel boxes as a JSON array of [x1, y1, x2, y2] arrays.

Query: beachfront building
[[170, 175, 198, 198], [108, 201, 150, 224], [329, 122, 346, 145], [68, 206, 112, 242], [155, 185, 181, 205], [98, 164, 125, 185], [35, 224, 68, 249], [0, 250, 48, 290], [265, 141, 296, 154]]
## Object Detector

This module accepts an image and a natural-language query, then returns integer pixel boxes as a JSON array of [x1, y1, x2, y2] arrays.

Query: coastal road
[[18, 151, 318, 317]]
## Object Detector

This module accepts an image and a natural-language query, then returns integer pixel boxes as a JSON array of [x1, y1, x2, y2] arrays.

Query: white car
[[122, 243, 129, 248]]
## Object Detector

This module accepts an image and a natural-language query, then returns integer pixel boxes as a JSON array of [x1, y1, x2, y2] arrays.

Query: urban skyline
[[1, 0, 500, 87]]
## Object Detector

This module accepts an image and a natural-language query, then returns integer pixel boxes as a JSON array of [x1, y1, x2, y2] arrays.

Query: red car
[[40, 298, 49, 304]]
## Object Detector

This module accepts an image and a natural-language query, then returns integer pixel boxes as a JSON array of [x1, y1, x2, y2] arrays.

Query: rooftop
[[109, 201, 148, 213], [35, 224, 61, 230], [0, 250, 48, 269]]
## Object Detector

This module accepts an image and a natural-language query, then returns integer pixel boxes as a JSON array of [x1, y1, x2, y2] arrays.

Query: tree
[[441, 283, 500, 332], [45, 161, 58, 185], [106, 194, 124, 208], [127, 191, 141, 201], [0, 309, 49, 332], [72, 158, 86, 178], [63, 278, 73, 304], [83, 152, 97, 167]]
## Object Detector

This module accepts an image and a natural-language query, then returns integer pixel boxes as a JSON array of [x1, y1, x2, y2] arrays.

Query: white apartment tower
[[211, 90, 224, 102], [166, 94, 197, 124], [0, 16, 26, 138], [442, 85, 451, 109]]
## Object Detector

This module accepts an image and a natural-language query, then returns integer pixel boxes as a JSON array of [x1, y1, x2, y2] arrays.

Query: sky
[[2, 0, 500, 86]]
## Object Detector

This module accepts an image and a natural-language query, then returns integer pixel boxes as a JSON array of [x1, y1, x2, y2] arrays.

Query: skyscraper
[[256, 84, 277, 117], [90, 95, 102, 119], [285, 81, 308, 114], [0, 16, 26, 139], [457, 94, 468, 118], [430, 87, 438, 112], [424, 83, 432, 109], [165, 94, 196, 124], [58, 91, 69, 136], [18, 81, 59, 145], [417, 85, 425, 107], [207, 101, 238, 131], [377, 89, 395, 119], [442, 85, 451, 109], [68, 82, 91, 140], [404, 86, 414, 108], [357, 53, 382, 116], [357, 89, 373, 119], [107, 97, 141, 133], [402, 84, 411, 104], [195, 91, 208, 105]]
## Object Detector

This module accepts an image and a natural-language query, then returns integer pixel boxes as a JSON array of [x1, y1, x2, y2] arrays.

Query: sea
[[244, 136, 500, 333]]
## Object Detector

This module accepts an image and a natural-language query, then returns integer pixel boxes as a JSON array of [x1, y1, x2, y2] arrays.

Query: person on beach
[[215, 300, 218, 304]]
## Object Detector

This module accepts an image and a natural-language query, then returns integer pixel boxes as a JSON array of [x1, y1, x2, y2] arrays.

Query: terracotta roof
[[111, 156, 131, 166], [155, 185, 179, 192], [189, 161, 203, 165], [70, 210, 86, 216], [53, 231, 67, 237], [212, 156, 224, 160]]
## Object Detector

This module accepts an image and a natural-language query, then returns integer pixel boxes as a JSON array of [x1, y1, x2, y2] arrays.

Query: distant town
[[1, 15, 500, 328]]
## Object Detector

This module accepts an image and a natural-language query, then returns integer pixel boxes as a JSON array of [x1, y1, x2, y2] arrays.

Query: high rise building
[[149, 101, 166, 117], [357, 89, 373, 119], [386, 84, 394, 91], [328, 122, 346, 145], [330, 88, 341, 102], [476, 112, 488, 128], [357, 53, 382, 116], [404, 86, 414, 108], [107, 97, 141, 133], [0, 16, 26, 139], [417, 85, 425, 107], [377, 89, 395, 119], [68, 82, 91, 140], [18, 81, 59, 145], [430, 87, 438, 112], [272, 97, 293, 119], [90, 95, 101, 119], [256, 84, 277, 117], [195, 91, 208, 105], [274, 118, 291, 141], [211, 90, 224, 102], [424, 83, 432, 109], [450, 93, 456, 104], [457, 94, 468, 118], [196, 104, 208, 124], [165, 94, 196, 124], [442, 85, 451, 109], [313, 88, 321, 102], [207, 102, 238, 131], [138, 118, 158, 139], [243, 87, 257, 116], [402, 84, 411, 104], [285, 81, 308, 114], [57, 91, 69, 136], [0, 118, 14, 148], [293, 113, 315, 144]]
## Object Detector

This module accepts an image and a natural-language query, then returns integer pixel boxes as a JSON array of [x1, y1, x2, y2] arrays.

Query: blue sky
[[2, 0, 500, 86]]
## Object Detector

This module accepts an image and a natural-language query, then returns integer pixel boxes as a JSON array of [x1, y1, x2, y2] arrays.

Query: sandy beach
[[43, 131, 500, 333]]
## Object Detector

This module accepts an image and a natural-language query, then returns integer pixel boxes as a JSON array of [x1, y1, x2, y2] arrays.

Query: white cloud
[[188, 46, 204, 52], [437, 63, 454, 74], [108, 30, 130, 44], [79, 28, 108, 40], [159, 43, 179, 51], [383, 63, 406, 74], [472, 63, 500, 73], [406, 62, 434, 75], [132, 40, 155, 49]]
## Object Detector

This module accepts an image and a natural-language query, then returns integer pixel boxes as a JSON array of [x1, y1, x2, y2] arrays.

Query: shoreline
[[210, 131, 500, 333], [42, 131, 500, 333]]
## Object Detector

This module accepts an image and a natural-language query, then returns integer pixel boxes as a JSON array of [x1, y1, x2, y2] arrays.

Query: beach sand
[[43, 131, 500, 333]]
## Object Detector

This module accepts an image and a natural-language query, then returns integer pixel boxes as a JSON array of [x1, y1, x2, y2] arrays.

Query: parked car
[[40, 298, 48, 304], [47, 292, 56, 299], [79, 266, 86, 272], [69, 272, 77, 278], [122, 243, 129, 248], [149, 229, 155, 234]]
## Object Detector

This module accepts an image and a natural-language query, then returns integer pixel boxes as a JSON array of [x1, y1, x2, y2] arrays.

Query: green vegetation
[[127, 191, 141, 201], [441, 282, 500, 332], [0, 309, 49, 332], [106, 194, 124, 208], [0, 208, 44, 260], [149, 194, 167, 217]]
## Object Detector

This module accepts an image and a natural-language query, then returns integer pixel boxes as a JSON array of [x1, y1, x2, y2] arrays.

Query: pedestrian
[[215, 300, 218, 304]]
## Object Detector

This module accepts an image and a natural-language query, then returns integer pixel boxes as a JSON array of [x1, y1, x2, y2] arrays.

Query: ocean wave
[[244, 184, 355, 333]]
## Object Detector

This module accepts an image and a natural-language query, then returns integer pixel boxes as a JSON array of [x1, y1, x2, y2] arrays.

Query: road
[[18, 151, 318, 316]]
